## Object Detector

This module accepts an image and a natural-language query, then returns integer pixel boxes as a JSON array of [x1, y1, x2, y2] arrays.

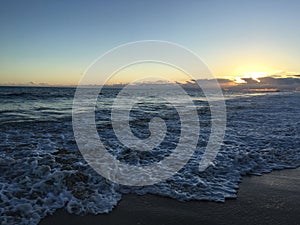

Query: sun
[[234, 71, 270, 84], [244, 71, 268, 82], [233, 65, 274, 83]]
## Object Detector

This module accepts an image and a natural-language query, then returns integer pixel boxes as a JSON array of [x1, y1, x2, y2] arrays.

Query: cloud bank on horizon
[[187, 76, 300, 92]]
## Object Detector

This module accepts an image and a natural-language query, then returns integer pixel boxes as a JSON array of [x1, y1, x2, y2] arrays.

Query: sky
[[1, 0, 300, 85]]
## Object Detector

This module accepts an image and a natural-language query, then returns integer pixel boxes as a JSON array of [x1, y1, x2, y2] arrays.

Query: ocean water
[[0, 86, 299, 224]]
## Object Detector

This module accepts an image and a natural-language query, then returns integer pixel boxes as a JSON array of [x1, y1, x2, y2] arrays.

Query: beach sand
[[39, 168, 300, 225]]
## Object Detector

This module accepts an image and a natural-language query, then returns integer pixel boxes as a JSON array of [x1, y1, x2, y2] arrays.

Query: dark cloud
[[231, 77, 300, 91], [180, 77, 300, 92]]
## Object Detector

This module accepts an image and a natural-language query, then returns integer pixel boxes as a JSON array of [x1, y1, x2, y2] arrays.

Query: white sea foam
[[0, 89, 299, 224]]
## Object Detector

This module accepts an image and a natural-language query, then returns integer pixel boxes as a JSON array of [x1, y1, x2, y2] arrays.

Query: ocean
[[0, 86, 299, 225]]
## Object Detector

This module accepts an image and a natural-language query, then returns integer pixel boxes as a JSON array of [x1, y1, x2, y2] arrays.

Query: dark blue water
[[0, 86, 299, 225]]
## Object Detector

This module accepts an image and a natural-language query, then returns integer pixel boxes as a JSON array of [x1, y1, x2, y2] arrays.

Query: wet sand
[[39, 168, 300, 225]]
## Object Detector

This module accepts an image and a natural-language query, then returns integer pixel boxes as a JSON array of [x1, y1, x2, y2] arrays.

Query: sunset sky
[[1, 0, 300, 85]]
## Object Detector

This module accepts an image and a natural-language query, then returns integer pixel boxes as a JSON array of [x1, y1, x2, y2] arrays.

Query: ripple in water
[[0, 87, 299, 224]]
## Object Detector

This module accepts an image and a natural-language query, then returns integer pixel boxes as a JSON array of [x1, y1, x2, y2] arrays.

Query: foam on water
[[0, 87, 299, 224]]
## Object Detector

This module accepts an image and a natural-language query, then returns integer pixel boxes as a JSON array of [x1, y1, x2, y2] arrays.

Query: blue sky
[[1, 0, 300, 85]]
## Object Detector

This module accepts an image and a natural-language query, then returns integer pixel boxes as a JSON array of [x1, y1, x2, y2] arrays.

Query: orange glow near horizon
[[1, 62, 299, 86]]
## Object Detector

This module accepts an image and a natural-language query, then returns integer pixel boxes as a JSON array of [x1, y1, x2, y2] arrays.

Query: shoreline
[[39, 168, 300, 225]]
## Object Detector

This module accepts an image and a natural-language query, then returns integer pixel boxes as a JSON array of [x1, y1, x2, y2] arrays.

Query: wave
[[0, 90, 299, 224]]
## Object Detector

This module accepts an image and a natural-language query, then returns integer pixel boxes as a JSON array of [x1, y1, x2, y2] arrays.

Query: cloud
[[268, 70, 300, 79], [180, 76, 300, 92], [231, 77, 300, 91]]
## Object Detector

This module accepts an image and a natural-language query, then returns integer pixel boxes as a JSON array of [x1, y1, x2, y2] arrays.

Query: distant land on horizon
[[1, 76, 300, 92]]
